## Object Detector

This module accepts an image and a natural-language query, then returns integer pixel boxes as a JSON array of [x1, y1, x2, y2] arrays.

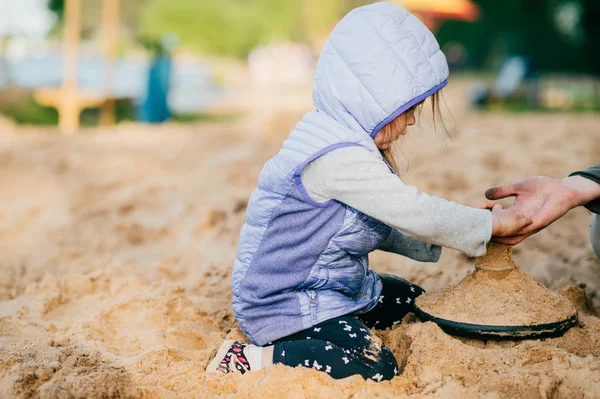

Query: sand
[[415, 270, 578, 326], [416, 243, 578, 326], [474, 242, 517, 271], [1, 80, 600, 398]]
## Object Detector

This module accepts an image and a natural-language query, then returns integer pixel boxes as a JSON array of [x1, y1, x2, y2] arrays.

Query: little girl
[[208, 2, 530, 382]]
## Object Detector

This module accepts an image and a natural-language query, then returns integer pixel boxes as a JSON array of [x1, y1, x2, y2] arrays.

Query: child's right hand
[[486, 204, 533, 237]]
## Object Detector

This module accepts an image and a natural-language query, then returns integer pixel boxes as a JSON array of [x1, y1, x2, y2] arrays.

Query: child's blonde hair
[[379, 91, 446, 173]]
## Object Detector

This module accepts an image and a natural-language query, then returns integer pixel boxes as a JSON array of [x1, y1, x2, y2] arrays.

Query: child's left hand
[[476, 202, 533, 239]]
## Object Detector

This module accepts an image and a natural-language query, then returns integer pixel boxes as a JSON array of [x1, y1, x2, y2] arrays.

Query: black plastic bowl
[[414, 304, 578, 340]]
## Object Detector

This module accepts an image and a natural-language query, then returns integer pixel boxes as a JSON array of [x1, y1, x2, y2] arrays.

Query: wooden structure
[[34, 0, 120, 134]]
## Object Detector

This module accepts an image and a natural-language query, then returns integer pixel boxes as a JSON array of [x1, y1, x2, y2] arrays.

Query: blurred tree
[[138, 0, 296, 57], [48, 0, 64, 21], [137, 0, 360, 57], [300, 0, 342, 44], [48, 0, 150, 39], [579, 0, 600, 74], [437, 0, 599, 74], [46, 0, 598, 73]]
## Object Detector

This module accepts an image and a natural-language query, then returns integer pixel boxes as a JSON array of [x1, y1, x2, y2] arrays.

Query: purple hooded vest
[[232, 2, 449, 346]]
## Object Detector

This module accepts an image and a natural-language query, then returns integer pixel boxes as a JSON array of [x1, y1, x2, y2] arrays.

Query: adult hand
[[482, 176, 598, 245]]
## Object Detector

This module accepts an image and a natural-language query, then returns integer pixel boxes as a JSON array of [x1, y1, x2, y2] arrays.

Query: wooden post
[[60, 0, 82, 134], [99, 0, 119, 126], [34, 0, 114, 133], [0, 38, 11, 89], [63, 0, 80, 90]]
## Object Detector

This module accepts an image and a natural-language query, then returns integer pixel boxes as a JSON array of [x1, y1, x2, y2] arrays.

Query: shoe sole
[[206, 340, 236, 373]]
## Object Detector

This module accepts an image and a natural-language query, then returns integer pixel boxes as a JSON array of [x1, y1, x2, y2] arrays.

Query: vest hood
[[312, 1, 449, 138]]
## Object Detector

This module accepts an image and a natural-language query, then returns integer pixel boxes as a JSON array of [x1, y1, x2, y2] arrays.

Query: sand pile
[[1, 81, 599, 398], [416, 244, 578, 326], [473, 242, 517, 270]]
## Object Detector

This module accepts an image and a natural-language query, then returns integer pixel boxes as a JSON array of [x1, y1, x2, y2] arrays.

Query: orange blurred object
[[395, 0, 479, 31]]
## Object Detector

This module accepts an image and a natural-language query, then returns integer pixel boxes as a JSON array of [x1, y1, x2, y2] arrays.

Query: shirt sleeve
[[378, 228, 442, 262], [301, 146, 493, 257], [569, 163, 600, 214]]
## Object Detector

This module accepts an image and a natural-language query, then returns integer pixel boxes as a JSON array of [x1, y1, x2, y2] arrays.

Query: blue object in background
[[138, 54, 172, 123]]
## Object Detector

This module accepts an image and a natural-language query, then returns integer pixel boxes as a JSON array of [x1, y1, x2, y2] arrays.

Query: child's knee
[[368, 345, 398, 382]]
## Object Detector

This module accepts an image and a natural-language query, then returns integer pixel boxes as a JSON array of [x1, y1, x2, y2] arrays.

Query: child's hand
[[478, 203, 532, 237]]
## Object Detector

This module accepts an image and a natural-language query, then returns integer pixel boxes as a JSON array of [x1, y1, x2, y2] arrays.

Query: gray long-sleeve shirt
[[300, 146, 493, 258], [570, 163, 600, 214]]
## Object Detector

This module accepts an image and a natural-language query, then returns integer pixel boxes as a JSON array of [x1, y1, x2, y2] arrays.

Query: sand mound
[[416, 270, 578, 326], [0, 320, 140, 399], [416, 244, 578, 326], [473, 242, 518, 270]]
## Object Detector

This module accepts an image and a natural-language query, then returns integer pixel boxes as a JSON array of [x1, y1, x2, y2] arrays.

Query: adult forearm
[[560, 175, 600, 209]]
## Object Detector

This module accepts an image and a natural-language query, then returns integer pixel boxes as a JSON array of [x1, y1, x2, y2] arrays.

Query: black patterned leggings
[[271, 274, 425, 381]]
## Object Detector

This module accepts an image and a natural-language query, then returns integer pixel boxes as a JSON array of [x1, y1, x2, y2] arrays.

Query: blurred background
[[0, 0, 598, 131]]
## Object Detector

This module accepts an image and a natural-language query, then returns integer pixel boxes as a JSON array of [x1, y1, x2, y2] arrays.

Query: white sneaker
[[206, 340, 252, 374]]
